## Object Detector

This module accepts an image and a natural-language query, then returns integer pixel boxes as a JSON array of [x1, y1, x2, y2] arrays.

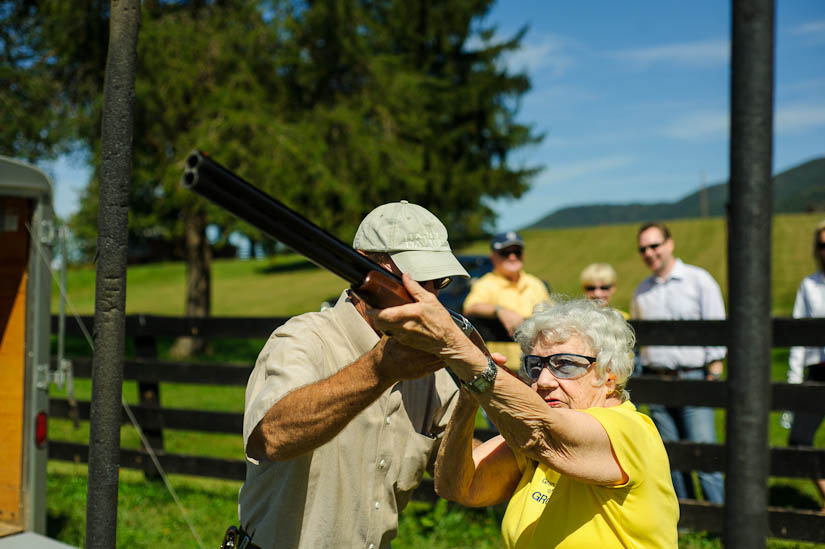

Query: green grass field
[[46, 213, 825, 547], [54, 212, 825, 317]]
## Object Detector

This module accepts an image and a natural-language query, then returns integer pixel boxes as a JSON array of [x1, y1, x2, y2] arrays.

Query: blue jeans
[[646, 368, 725, 504], [788, 367, 825, 446]]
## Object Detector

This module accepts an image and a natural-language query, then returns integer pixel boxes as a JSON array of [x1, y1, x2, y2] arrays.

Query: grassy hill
[[53, 212, 825, 317], [528, 156, 825, 229]]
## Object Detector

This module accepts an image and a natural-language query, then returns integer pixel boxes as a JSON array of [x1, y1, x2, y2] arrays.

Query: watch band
[[466, 356, 498, 394]]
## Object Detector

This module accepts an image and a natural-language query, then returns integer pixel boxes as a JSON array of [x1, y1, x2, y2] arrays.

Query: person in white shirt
[[787, 219, 825, 507], [631, 222, 725, 504]]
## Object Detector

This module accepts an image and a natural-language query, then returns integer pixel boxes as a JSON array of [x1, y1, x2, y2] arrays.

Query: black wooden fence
[[48, 315, 825, 542]]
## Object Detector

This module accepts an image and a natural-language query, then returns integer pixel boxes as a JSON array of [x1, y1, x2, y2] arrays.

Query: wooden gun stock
[[357, 270, 414, 309]]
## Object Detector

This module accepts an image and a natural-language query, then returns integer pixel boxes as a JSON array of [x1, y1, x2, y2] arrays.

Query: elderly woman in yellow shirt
[[370, 277, 678, 548]]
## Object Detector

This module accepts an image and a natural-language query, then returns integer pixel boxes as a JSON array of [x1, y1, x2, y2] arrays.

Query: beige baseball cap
[[353, 200, 469, 281]]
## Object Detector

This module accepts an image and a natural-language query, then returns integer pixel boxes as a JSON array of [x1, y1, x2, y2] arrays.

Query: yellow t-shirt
[[463, 271, 551, 319], [500, 401, 679, 549]]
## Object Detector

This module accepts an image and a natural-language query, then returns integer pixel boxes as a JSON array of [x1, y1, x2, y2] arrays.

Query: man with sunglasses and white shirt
[[463, 231, 551, 338], [236, 201, 468, 549], [630, 221, 726, 504]]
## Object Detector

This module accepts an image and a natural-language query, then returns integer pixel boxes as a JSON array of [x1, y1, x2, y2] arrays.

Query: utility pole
[[726, 0, 774, 547], [86, 1, 140, 547], [699, 171, 709, 218]]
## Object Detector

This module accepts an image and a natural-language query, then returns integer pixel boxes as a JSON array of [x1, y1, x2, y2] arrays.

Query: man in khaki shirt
[[237, 201, 469, 549]]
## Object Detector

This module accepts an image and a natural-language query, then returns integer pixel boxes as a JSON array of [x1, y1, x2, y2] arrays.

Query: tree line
[[3, 0, 542, 352]]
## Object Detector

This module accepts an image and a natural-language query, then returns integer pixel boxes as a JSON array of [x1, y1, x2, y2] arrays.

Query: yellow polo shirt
[[463, 271, 551, 318], [500, 401, 679, 548], [463, 271, 551, 369]]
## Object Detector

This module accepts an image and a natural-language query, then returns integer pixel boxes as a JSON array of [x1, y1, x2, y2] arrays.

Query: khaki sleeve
[[242, 316, 325, 449]]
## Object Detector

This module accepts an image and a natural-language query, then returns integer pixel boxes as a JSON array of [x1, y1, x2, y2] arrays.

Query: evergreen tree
[[6, 0, 541, 356]]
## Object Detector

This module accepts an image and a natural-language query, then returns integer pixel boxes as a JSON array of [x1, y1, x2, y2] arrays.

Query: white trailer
[[0, 156, 73, 547]]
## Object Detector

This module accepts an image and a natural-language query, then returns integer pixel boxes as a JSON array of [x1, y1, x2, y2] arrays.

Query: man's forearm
[[464, 302, 522, 336], [464, 301, 497, 317], [247, 342, 394, 462], [434, 389, 480, 503]]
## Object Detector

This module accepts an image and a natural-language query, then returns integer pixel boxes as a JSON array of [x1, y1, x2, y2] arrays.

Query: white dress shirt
[[631, 258, 727, 369], [787, 271, 825, 384]]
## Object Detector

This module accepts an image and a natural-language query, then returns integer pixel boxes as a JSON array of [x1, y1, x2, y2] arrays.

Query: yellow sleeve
[[583, 405, 654, 487]]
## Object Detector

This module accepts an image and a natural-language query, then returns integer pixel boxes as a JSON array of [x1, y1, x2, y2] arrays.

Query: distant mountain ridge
[[526, 156, 825, 230]]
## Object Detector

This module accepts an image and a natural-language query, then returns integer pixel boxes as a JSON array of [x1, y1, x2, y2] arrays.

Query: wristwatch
[[465, 356, 498, 394]]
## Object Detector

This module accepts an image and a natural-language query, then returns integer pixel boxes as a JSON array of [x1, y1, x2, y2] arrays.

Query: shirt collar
[[654, 258, 685, 283], [492, 269, 524, 287], [335, 290, 380, 352]]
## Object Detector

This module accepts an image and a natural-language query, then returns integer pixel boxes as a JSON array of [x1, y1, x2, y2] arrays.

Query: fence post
[[136, 334, 164, 479], [726, 0, 775, 547]]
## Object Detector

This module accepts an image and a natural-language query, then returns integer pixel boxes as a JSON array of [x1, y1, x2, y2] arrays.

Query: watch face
[[468, 376, 492, 393]]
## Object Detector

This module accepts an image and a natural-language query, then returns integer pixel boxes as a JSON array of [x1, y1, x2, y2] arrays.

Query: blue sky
[[484, 0, 825, 230], [45, 1, 825, 233]]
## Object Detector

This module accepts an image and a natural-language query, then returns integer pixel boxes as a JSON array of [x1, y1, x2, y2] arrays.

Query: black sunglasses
[[584, 284, 613, 291], [495, 247, 523, 258], [638, 242, 664, 254], [519, 353, 597, 382]]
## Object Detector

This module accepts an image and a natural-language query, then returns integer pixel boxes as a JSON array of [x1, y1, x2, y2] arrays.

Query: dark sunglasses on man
[[495, 247, 523, 259], [638, 242, 664, 254], [430, 277, 452, 290], [519, 353, 597, 383]]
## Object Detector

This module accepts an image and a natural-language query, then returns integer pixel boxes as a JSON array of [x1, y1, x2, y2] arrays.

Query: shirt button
[[378, 459, 386, 469], [385, 416, 391, 424], [369, 545, 375, 549], [375, 501, 380, 509]]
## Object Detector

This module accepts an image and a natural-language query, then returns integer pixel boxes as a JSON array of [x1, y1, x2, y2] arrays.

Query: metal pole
[[726, 0, 774, 547], [58, 227, 67, 367], [85, 1, 140, 547]]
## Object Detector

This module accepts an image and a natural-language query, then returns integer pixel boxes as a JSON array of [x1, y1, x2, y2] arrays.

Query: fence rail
[[49, 314, 825, 542]]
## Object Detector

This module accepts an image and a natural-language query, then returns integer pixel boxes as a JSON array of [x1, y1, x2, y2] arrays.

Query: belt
[[643, 367, 678, 377], [642, 366, 702, 377]]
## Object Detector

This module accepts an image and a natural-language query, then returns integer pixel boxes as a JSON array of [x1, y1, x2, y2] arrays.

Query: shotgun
[[182, 150, 489, 353]]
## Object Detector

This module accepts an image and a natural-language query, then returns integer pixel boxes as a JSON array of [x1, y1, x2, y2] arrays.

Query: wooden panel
[[0, 197, 29, 527], [52, 315, 825, 347], [61, 357, 254, 386], [48, 442, 247, 481], [58, 359, 825, 413]]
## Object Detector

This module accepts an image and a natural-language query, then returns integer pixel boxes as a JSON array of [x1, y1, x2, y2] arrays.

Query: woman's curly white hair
[[514, 295, 636, 402]]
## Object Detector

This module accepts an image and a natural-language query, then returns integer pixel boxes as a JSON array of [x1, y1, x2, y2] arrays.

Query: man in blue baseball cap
[[463, 231, 551, 342]]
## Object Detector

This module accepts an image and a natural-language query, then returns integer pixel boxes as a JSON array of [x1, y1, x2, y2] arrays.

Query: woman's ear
[[606, 371, 617, 393]]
